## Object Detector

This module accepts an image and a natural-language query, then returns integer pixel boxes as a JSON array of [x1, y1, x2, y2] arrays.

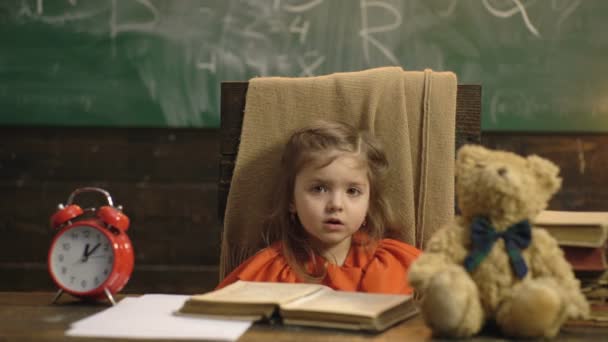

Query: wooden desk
[[1, 292, 604, 341]]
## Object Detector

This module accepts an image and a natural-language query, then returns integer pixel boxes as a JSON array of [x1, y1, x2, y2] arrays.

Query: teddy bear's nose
[[497, 167, 507, 176]]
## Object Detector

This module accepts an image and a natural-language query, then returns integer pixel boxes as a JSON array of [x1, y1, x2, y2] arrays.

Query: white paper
[[66, 294, 253, 341]]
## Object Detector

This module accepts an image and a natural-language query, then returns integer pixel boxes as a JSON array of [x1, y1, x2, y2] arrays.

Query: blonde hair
[[264, 120, 395, 282]]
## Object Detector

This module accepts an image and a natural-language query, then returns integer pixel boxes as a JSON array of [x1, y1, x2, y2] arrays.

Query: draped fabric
[[220, 67, 457, 280]]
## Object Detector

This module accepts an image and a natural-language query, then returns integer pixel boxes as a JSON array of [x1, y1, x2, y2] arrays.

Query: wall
[[482, 133, 608, 211], [2, 127, 607, 293], [0, 127, 221, 293]]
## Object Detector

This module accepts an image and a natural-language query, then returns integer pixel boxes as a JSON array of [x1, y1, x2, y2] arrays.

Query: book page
[[534, 210, 608, 226], [190, 281, 326, 305], [280, 289, 411, 317]]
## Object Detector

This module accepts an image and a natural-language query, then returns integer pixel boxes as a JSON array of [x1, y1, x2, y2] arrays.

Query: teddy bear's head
[[455, 145, 561, 230]]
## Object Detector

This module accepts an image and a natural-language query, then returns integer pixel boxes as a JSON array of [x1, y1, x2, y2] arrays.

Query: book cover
[[534, 210, 608, 248], [538, 225, 608, 248], [562, 246, 608, 272], [534, 210, 608, 226]]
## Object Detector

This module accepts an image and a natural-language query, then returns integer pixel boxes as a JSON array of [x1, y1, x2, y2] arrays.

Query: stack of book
[[534, 210, 608, 326]]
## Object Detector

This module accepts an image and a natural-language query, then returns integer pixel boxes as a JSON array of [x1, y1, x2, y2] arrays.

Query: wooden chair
[[218, 82, 482, 222]]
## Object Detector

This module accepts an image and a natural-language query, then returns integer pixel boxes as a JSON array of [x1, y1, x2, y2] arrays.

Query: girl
[[217, 120, 421, 294]]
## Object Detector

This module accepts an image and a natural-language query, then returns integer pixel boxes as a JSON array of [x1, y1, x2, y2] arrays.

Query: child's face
[[291, 153, 370, 256]]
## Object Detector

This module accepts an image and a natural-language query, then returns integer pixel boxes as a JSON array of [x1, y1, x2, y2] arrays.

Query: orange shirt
[[217, 233, 421, 294]]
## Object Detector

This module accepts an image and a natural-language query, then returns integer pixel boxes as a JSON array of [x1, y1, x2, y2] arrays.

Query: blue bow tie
[[463, 216, 531, 279]]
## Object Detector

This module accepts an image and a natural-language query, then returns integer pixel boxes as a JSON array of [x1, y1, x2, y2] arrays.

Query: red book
[[562, 245, 607, 272]]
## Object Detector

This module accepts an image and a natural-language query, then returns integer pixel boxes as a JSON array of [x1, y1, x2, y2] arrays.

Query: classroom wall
[[482, 133, 608, 211], [2, 127, 607, 293], [2, 0, 608, 293]]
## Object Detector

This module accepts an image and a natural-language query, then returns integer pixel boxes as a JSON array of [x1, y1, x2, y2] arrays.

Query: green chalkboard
[[1, 0, 607, 131]]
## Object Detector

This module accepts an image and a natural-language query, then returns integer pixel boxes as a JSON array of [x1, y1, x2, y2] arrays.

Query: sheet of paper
[[66, 294, 253, 341]]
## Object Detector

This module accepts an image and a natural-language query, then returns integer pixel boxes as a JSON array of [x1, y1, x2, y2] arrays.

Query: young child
[[217, 120, 421, 294]]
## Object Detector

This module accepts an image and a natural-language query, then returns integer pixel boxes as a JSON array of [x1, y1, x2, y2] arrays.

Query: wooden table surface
[[1, 292, 605, 341]]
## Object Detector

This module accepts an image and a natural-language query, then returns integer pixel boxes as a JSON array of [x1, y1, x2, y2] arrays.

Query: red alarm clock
[[48, 187, 134, 305]]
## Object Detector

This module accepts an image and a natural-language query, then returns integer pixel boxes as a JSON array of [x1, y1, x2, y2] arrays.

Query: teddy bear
[[407, 144, 589, 339]]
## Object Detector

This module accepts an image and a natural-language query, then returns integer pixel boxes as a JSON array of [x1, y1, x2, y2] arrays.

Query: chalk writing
[[36, 0, 78, 14], [278, 0, 324, 13], [482, 0, 540, 37], [554, 0, 581, 34], [2, 0, 607, 131], [18, 0, 100, 24], [298, 51, 325, 77], [436, 0, 457, 17], [289, 16, 310, 44], [110, 0, 159, 38], [195, 50, 217, 73], [359, 0, 400, 65]]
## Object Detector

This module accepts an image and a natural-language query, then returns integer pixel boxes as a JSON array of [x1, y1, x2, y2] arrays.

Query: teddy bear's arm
[[528, 229, 590, 318], [408, 223, 467, 292]]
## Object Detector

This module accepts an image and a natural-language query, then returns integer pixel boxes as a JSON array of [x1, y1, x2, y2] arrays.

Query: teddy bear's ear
[[527, 155, 562, 195], [456, 144, 488, 169]]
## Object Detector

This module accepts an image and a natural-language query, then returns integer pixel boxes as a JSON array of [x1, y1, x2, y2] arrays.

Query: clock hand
[[81, 243, 91, 262], [85, 243, 101, 257]]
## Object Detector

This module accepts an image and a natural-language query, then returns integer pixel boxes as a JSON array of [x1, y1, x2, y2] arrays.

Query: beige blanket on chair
[[220, 67, 457, 279]]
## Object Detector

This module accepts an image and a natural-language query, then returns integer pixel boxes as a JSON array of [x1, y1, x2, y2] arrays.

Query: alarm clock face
[[49, 225, 114, 293]]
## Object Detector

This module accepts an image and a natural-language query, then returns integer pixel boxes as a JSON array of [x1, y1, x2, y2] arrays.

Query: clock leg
[[104, 287, 117, 306], [52, 289, 64, 304]]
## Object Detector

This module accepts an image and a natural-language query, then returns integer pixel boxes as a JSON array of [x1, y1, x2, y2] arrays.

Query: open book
[[177, 280, 418, 332]]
